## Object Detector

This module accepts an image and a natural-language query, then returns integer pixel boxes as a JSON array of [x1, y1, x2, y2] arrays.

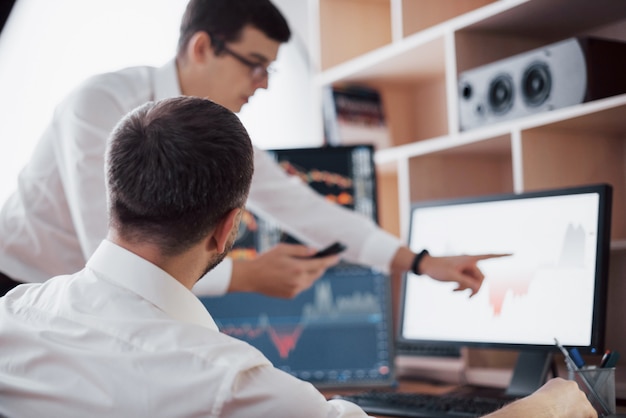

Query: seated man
[[0, 97, 597, 418]]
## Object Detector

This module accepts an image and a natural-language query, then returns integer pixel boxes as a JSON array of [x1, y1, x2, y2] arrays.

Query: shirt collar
[[87, 240, 218, 331], [153, 58, 182, 101]]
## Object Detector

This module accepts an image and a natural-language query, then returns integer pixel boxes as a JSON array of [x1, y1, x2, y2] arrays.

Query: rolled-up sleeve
[[246, 147, 401, 273], [194, 146, 403, 296], [52, 84, 128, 261]]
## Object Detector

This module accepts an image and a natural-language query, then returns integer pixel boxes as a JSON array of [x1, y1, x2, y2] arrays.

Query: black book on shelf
[[322, 85, 390, 150]]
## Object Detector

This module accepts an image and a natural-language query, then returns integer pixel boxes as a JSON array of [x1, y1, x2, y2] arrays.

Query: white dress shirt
[[0, 59, 401, 293], [0, 240, 370, 418]]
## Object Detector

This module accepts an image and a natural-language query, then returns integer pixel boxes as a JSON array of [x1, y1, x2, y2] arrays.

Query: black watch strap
[[411, 249, 429, 275]]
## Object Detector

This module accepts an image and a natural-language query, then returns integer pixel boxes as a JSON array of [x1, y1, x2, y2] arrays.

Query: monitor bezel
[[397, 183, 612, 356]]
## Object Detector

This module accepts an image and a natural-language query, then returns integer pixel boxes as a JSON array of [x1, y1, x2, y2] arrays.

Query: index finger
[[473, 253, 512, 261]]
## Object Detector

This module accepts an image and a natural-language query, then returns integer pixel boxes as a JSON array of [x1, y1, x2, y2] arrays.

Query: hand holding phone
[[309, 242, 347, 258]]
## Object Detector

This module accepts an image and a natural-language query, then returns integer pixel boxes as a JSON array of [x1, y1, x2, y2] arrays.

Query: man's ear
[[187, 31, 213, 64], [209, 208, 240, 254]]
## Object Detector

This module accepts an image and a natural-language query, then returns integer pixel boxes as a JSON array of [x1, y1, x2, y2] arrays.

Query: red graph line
[[220, 325, 265, 339], [487, 274, 531, 316], [267, 324, 305, 359], [279, 161, 353, 189], [221, 322, 305, 359]]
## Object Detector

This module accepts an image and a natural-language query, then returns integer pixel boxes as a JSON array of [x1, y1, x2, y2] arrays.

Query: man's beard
[[196, 223, 238, 282]]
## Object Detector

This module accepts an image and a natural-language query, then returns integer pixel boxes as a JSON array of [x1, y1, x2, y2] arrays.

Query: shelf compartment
[[316, 0, 531, 81], [372, 75, 448, 146], [319, 0, 392, 70], [406, 134, 513, 197], [401, 0, 497, 38], [460, 0, 626, 40], [455, 0, 626, 71], [520, 124, 626, 242], [376, 94, 626, 163], [317, 35, 446, 87]]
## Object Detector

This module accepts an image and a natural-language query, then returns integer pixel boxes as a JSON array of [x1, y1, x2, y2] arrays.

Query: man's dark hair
[[106, 96, 254, 256], [177, 0, 291, 58]]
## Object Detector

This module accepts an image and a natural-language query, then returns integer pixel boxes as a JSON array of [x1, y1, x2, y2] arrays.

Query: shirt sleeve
[[194, 146, 403, 296], [52, 82, 130, 261], [192, 258, 232, 296], [220, 364, 373, 418], [246, 147, 402, 273]]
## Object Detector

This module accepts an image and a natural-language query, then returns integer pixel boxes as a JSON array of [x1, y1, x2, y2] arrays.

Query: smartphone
[[309, 241, 347, 258]]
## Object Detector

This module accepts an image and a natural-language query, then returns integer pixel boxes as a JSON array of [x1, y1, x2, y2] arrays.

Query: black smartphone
[[309, 241, 347, 258]]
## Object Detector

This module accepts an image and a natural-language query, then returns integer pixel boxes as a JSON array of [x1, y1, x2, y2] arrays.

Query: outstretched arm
[[227, 244, 507, 299], [390, 246, 510, 296]]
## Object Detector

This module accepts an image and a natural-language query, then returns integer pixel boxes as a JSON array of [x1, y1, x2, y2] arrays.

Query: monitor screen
[[201, 263, 395, 388], [201, 145, 395, 389], [399, 184, 612, 396], [231, 144, 377, 259]]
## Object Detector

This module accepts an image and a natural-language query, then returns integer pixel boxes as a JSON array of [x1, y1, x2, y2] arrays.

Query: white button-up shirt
[[0, 240, 370, 417], [0, 59, 401, 294]]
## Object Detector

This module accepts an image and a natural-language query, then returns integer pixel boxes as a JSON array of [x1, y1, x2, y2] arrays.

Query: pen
[[554, 338, 611, 416], [554, 338, 578, 371], [601, 351, 620, 368]]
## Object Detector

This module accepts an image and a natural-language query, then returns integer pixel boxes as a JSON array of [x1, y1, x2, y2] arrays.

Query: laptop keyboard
[[333, 390, 514, 417]]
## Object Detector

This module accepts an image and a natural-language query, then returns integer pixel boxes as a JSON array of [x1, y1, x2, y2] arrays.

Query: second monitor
[[399, 183, 612, 396]]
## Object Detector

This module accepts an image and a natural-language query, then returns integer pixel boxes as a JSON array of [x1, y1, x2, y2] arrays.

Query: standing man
[[0, 96, 597, 418], [0, 0, 502, 298]]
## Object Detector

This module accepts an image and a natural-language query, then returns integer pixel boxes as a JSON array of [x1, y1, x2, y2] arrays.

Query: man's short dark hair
[[177, 0, 291, 58], [106, 96, 254, 256]]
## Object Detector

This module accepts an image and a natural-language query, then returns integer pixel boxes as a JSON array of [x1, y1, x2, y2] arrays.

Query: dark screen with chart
[[200, 145, 395, 388]]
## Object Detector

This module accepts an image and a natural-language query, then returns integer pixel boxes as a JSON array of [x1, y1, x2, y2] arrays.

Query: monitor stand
[[505, 351, 553, 397]]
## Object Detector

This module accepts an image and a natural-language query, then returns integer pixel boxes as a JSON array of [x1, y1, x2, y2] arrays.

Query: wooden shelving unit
[[308, 0, 626, 387]]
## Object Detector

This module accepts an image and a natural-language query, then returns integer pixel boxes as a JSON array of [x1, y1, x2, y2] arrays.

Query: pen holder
[[568, 366, 616, 416]]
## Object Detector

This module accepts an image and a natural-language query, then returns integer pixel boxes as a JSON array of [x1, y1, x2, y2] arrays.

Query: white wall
[[0, 0, 321, 202]]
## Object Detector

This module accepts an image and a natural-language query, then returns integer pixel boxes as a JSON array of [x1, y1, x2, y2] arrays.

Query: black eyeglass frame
[[213, 37, 274, 82]]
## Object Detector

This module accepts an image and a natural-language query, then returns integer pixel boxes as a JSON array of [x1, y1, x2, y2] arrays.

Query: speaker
[[458, 37, 626, 131]]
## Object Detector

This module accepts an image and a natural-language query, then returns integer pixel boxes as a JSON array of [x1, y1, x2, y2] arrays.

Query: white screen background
[[402, 192, 601, 348]]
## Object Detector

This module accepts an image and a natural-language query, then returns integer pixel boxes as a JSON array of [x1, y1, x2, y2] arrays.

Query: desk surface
[[322, 378, 626, 418]]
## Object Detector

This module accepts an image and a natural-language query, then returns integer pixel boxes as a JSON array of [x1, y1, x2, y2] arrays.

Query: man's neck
[[106, 232, 203, 290]]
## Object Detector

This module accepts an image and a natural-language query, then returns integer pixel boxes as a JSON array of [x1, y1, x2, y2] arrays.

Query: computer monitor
[[200, 263, 395, 389], [398, 183, 612, 397], [231, 144, 377, 258], [201, 144, 396, 389]]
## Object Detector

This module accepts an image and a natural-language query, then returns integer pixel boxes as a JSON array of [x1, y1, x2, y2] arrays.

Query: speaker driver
[[522, 62, 552, 107], [488, 74, 514, 115]]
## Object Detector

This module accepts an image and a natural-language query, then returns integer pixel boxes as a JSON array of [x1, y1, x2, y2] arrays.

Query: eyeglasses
[[221, 44, 275, 82]]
